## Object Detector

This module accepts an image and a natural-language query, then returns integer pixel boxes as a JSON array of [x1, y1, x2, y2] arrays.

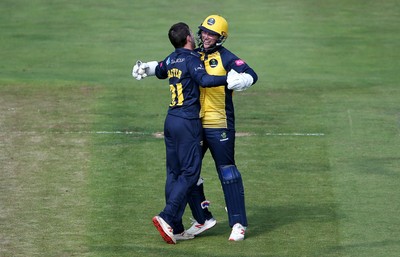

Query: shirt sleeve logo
[[235, 59, 245, 66], [194, 64, 205, 72]]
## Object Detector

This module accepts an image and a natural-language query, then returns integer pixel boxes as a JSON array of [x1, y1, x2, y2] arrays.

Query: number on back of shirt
[[169, 83, 183, 106]]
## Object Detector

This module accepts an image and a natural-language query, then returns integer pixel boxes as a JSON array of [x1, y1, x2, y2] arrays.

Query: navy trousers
[[159, 114, 202, 233]]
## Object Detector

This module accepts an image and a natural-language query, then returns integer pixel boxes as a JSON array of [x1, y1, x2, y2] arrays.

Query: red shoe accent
[[152, 216, 176, 244]]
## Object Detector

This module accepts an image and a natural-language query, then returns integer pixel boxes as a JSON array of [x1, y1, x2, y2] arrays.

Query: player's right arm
[[188, 55, 227, 87]]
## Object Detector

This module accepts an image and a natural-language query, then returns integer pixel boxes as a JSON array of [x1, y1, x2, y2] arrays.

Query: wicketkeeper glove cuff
[[132, 60, 158, 80], [227, 70, 254, 91], [239, 72, 254, 91], [143, 61, 158, 77]]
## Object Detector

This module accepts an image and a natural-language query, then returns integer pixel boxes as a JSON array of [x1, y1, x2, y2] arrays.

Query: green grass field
[[1, 0, 400, 256]]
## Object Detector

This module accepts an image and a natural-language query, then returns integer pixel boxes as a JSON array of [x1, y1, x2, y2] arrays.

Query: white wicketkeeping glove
[[132, 60, 158, 80], [227, 69, 254, 91], [132, 60, 142, 80]]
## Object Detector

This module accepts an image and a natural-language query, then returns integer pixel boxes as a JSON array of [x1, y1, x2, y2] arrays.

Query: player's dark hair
[[168, 22, 191, 48]]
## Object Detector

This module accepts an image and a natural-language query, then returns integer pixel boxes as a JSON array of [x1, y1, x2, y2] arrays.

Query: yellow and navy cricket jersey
[[197, 46, 258, 129]]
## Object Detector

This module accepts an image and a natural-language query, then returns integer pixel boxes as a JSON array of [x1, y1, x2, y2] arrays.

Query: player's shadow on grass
[[247, 203, 338, 238]]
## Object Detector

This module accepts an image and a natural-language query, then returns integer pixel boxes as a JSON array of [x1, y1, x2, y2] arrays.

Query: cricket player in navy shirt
[[132, 22, 228, 244]]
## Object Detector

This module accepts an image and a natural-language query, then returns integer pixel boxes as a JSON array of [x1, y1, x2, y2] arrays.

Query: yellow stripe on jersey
[[199, 51, 228, 128], [200, 86, 227, 128]]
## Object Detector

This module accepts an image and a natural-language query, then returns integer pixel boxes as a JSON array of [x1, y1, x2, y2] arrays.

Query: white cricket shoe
[[229, 223, 246, 241], [186, 218, 217, 236], [174, 231, 195, 241], [152, 216, 176, 244]]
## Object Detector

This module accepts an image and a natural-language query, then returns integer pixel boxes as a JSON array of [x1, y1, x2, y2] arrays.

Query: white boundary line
[[265, 132, 325, 136], [3, 131, 325, 137]]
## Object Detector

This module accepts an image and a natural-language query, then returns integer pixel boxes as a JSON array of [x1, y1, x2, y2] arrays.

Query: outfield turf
[[1, 0, 399, 256]]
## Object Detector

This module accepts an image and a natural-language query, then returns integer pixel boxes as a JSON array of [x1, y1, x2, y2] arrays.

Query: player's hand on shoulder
[[227, 69, 242, 89], [227, 69, 254, 91]]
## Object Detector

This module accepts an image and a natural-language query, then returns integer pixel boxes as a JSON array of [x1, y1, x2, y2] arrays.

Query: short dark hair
[[168, 22, 191, 48]]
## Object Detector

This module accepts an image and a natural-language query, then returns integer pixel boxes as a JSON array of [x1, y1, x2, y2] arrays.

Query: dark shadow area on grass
[[247, 203, 338, 238], [89, 241, 237, 257], [89, 245, 192, 256], [322, 239, 400, 255], [356, 157, 400, 177]]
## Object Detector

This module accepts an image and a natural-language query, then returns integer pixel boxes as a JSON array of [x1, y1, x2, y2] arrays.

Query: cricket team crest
[[207, 17, 216, 26], [209, 58, 218, 68], [220, 131, 229, 142]]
